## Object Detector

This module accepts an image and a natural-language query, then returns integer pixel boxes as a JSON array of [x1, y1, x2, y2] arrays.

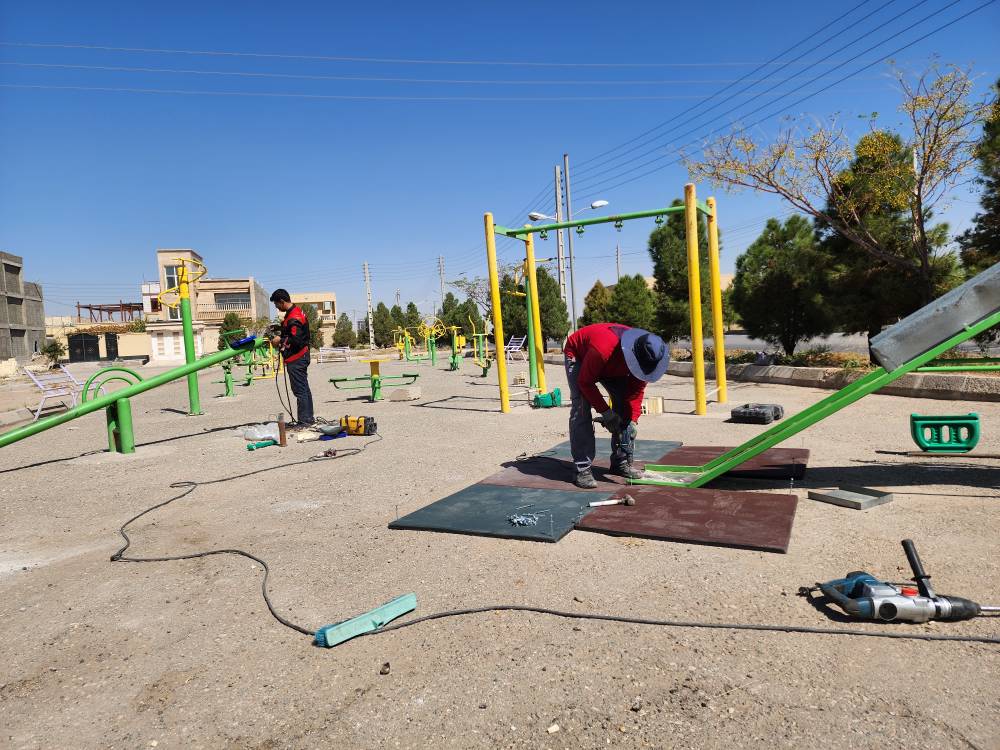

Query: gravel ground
[[1, 357, 998, 749]]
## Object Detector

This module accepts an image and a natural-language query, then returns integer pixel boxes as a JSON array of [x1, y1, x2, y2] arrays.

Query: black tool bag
[[730, 403, 784, 424]]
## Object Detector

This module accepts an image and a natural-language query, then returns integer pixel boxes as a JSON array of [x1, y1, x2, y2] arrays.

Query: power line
[[0, 41, 907, 68], [572, 0, 942, 193], [571, 0, 882, 177], [0, 61, 887, 87], [575, 0, 994, 201]]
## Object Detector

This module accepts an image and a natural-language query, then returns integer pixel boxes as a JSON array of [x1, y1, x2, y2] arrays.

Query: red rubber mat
[[575, 485, 798, 553], [655, 446, 809, 480]]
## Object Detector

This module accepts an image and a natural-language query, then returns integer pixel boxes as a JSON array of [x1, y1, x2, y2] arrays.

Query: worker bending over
[[269, 288, 314, 428], [564, 323, 669, 488]]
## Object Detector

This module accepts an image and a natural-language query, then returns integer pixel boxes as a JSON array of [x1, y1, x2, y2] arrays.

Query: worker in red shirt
[[269, 288, 314, 427], [564, 323, 669, 488]]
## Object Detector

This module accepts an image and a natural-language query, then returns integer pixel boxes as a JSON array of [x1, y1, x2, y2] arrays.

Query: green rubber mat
[[388, 484, 609, 543], [542, 438, 682, 463]]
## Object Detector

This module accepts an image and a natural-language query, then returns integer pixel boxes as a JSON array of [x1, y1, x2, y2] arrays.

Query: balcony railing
[[196, 303, 252, 322]]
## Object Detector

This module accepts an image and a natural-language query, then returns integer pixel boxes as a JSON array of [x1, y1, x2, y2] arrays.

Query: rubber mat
[[575, 486, 798, 553], [655, 446, 809, 480], [480, 456, 629, 493], [542, 438, 683, 463], [388, 484, 608, 542]]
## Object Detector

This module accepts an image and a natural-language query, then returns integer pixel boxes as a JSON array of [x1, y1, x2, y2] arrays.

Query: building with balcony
[[290, 291, 337, 344], [196, 277, 270, 329], [0, 252, 45, 362]]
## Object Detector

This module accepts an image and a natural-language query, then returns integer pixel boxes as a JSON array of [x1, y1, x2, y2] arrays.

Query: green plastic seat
[[910, 413, 980, 453]]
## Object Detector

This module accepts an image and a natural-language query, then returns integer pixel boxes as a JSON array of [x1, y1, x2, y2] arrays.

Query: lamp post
[[528, 199, 608, 333]]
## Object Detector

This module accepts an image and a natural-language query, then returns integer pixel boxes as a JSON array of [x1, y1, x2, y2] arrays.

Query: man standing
[[564, 323, 670, 488], [269, 288, 314, 427]]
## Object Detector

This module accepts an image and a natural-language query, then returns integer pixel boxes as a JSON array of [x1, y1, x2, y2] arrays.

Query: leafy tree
[[458, 296, 484, 338], [731, 216, 835, 355], [389, 304, 405, 331], [218, 311, 249, 350], [372, 302, 394, 347], [40, 339, 66, 367], [648, 199, 712, 341], [404, 302, 422, 330], [579, 281, 612, 326], [608, 274, 656, 330], [816, 132, 959, 345], [299, 304, 324, 350], [499, 275, 529, 340], [332, 313, 357, 347], [721, 287, 740, 331], [686, 62, 991, 305], [959, 79, 1000, 274]]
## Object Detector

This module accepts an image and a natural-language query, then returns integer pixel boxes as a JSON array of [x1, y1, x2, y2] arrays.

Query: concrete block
[[389, 386, 422, 401]]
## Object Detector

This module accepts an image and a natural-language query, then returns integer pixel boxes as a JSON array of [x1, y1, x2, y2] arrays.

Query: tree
[[721, 287, 740, 332], [498, 268, 569, 347], [959, 79, 1000, 274], [458, 296, 484, 338], [299, 304, 324, 350], [815, 132, 959, 346], [40, 339, 66, 367], [731, 216, 836, 355], [648, 199, 712, 341], [389, 304, 405, 331], [404, 302, 422, 330], [372, 302, 394, 347], [332, 313, 357, 347], [499, 275, 528, 340], [608, 274, 656, 330], [579, 281, 612, 327], [686, 61, 991, 305], [449, 263, 520, 323], [217, 311, 249, 350]]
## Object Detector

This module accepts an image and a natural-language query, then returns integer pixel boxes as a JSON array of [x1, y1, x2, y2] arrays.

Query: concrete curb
[[664, 361, 1000, 402]]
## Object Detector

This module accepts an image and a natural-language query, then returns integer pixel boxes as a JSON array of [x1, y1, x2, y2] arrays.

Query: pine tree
[[357, 316, 370, 346], [333, 313, 357, 347], [959, 81, 1000, 274], [731, 216, 835, 355], [608, 274, 656, 331], [579, 281, 612, 327], [648, 200, 713, 341], [404, 302, 422, 330], [535, 267, 570, 344], [390, 304, 405, 331], [372, 302, 394, 347]]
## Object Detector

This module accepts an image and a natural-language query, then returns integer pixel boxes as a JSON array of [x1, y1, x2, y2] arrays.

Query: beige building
[[144, 249, 270, 361], [290, 291, 337, 345]]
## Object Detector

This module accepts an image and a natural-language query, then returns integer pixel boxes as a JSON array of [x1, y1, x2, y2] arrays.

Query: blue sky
[[1, 0, 998, 324]]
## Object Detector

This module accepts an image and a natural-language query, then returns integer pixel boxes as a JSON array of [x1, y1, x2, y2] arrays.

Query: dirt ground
[[1, 357, 998, 749]]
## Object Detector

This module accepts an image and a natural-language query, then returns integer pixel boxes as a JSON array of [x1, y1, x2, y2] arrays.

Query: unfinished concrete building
[[0, 252, 45, 361]]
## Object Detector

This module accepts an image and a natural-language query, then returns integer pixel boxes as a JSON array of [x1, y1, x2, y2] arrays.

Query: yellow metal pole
[[706, 196, 727, 404], [684, 183, 707, 415], [485, 213, 510, 413], [524, 229, 547, 393]]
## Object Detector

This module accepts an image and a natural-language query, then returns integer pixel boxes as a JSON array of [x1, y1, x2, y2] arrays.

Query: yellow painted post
[[485, 213, 510, 413], [706, 196, 727, 404], [684, 183, 707, 415], [524, 229, 547, 393]]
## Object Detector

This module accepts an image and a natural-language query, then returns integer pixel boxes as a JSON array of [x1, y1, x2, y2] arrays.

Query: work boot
[[573, 467, 598, 489], [611, 459, 644, 480]]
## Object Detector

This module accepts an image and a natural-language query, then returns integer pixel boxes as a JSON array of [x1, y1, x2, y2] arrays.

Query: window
[[214, 293, 251, 308], [164, 266, 181, 320]]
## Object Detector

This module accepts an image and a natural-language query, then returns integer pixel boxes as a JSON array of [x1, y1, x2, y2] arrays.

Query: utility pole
[[437, 256, 446, 315], [394, 288, 401, 306], [616, 242, 622, 282], [563, 153, 578, 332], [554, 164, 567, 303], [362, 262, 375, 350]]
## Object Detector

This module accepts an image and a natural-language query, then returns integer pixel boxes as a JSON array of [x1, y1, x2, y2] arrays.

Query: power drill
[[811, 539, 999, 623]]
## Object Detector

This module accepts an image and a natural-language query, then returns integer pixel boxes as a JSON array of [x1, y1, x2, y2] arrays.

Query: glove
[[595, 409, 623, 434]]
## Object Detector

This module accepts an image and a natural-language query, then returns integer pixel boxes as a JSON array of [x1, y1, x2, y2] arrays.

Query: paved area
[[1, 357, 998, 749]]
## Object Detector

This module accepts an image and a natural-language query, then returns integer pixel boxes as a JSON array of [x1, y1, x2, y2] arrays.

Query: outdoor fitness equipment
[[396, 317, 444, 366], [156, 256, 207, 415], [215, 328, 282, 397], [469, 316, 492, 377], [634, 261, 1000, 488], [330, 359, 419, 402], [485, 183, 727, 415], [446, 325, 467, 371], [0, 335, 269, 454], [910, 413, 981, 453]]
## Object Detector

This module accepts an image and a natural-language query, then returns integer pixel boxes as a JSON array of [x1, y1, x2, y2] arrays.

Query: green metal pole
[[115, 397, 135, 454], [371, 373, 383, 401], [0, 339, 268, 450], [180, 294, 202, 415], [430, 335, 437, 366], [493, 203, 709, 239], [525, 277, 538, 390]]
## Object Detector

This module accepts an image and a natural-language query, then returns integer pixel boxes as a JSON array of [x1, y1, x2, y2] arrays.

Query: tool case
[[730, 403, 784, 424]]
